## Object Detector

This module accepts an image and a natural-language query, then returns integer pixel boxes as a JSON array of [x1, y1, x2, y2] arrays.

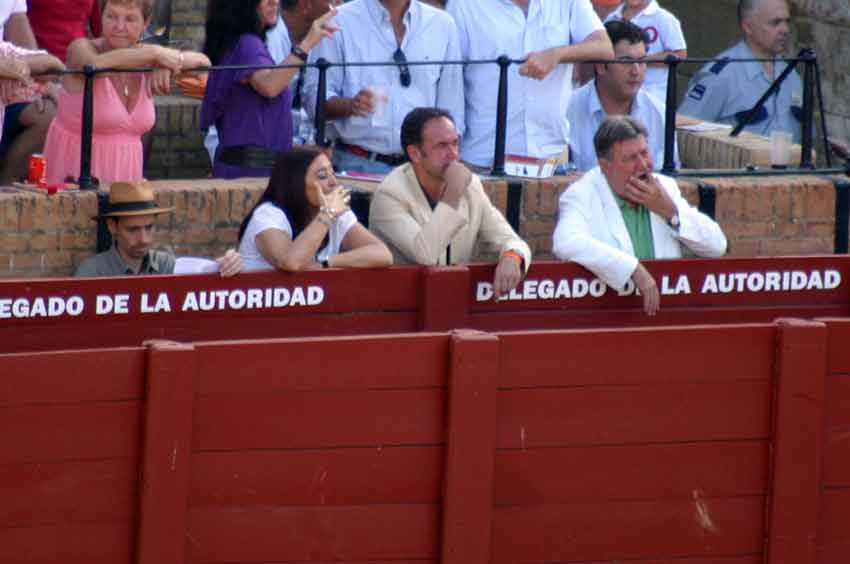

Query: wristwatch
[[668, 212, 680, 229]]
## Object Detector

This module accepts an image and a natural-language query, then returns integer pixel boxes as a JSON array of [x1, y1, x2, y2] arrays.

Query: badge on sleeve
[[688, 84, 707, 101]]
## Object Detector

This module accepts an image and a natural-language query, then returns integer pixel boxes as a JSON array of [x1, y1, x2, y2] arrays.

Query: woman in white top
[[238, 146, 393, 272]]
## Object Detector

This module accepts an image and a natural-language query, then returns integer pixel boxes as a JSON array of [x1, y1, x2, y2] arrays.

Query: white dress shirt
[[566, 80, 678, 171], [448, 0, 604, 167], [303, 0, 464, 155], [552, 167, 727, 290], [604, 1, 686, 102], [0, 0, 25, 39]]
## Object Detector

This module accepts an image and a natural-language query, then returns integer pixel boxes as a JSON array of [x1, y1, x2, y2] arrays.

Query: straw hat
[[95, 181, 175, 218]]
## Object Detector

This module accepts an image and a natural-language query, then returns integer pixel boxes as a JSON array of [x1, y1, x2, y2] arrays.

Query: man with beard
[[369, 107, 531, 300], [75, 181, 242, 277]]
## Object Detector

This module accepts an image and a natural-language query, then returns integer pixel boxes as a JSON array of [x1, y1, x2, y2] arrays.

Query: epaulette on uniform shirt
[[709, 57, 730, 74]]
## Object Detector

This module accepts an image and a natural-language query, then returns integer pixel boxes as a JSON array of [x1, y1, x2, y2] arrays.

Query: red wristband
[[502, 250, 523, 265]]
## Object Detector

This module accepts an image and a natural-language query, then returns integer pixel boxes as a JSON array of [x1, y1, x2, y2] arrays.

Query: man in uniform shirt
[[567, 19, 677, 172], [678, 0, 803, 142], [75, 181, 242, 278], [553, 116, 726, 315], [370, 107, 531, 300], [304, 0, 464, 174], [447, 0, 613, 169]]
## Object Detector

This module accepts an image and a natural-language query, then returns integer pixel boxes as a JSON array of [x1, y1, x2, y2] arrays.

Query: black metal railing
[[33, 48, 850, 191]]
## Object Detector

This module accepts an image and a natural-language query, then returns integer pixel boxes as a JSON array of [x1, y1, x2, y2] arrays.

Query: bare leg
[[0, 101, 56, 184]]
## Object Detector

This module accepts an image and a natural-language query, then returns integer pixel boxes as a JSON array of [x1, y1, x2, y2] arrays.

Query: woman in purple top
[[201, 0, 338, 179]]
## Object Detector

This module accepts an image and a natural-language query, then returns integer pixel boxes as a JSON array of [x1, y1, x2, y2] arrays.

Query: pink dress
[[43, 74, 154, 185]]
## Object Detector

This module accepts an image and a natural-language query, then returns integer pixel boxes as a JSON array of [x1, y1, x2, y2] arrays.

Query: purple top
[[201, 33, 293, 179]]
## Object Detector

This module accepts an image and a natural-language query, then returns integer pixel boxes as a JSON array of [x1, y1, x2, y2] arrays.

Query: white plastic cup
[[770, 130, 793, 168], [369, 85, 391, 128]]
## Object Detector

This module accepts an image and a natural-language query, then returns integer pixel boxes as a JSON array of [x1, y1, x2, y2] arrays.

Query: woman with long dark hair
[[238, 146, 392, 271], [201, 0, 337, 179]]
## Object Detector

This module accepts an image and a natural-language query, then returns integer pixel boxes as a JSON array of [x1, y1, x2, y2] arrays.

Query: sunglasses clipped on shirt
[[393, 48, 412, 88]]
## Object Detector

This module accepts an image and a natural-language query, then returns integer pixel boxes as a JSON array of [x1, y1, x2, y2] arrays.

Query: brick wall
[[0, 174, 841, 279]]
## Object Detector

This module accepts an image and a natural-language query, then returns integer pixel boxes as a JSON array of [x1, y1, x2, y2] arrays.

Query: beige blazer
[[369, 164, 531, 270]]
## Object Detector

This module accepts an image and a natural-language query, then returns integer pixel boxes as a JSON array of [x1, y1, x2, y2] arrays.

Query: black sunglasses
[[393, 48, 411, 88]]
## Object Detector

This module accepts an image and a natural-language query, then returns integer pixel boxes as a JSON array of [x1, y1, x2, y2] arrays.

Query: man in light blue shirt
[[567, 19, 677, 172], [678, 0, 803, 143]]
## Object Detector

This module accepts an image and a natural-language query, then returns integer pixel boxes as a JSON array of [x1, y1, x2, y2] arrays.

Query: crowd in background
[[0, 0, 815, 185]]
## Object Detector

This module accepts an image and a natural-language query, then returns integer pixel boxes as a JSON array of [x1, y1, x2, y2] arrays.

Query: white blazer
[[552, 167, 727, 290]]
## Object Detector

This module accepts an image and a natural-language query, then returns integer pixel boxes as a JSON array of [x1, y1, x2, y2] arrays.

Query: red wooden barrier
[[0, 256, 847, 353], [0, 319, 847, 564], [815, 318, 850, 564]]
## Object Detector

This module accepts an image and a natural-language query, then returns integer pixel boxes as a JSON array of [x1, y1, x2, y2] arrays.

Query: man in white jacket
[[553, 115, 727, 315]]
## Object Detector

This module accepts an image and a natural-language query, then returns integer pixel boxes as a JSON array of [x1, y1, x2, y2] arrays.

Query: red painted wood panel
[[136, 342, 197, 564], [186, 505, 439, 563], [441, 331, 499, 564], [193, 334, 449, 394], [0, 402, 142, 464], [0, 349, 144, 407], [189, 447, 442, 506], [819, 488, 850, 558], [496, 381, 771, 449], [472, 306, 848, 333], [825, 431, 850, 487], [193, 389, 445, 451], [497, 325, 775, 388], [491, 497, 764, 563], [829, 376, 850, 428], [0, 522, 133, 564], [820, 318, 850, 374], [765, 319, 828, 564], [494, 441, 768, 505], [0, 459, 137, 528]]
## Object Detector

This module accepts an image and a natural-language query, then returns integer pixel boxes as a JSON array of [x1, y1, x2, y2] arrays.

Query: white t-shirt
[[605, 1, 687, 102], [0, 0, 26, 40], [238, 201, 358, 271]]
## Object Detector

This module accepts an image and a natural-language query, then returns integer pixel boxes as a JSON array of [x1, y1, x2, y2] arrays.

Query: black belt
[[336, 142, 407, 166], [217, 145, 281, 169]]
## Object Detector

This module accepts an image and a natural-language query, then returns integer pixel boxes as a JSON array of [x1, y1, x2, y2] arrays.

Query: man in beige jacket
[[369, 107, 531, 299]]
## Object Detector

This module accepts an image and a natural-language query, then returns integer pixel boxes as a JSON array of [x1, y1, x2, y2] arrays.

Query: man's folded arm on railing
[[519, 29, 613, 80]]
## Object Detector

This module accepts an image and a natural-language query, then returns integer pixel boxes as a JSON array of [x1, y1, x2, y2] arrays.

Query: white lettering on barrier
[[181, 285, 324, 312], [475, 269, 843, 303], [0, 295, 84, 319]]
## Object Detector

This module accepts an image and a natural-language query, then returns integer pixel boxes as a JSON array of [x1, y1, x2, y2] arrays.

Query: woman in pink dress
[[43, 0, 209, 186]]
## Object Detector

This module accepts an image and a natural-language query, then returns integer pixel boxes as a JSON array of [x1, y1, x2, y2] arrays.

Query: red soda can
[[28, 154, 47, 187]]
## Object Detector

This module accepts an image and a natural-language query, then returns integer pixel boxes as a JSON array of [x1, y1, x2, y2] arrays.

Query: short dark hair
[[400, 107, 455, 156], [604, 20, 649, 49], [593, 115, 648, 160]]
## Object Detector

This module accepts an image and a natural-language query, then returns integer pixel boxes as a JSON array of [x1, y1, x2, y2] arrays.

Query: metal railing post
[[314, 58, 330, 148], [490, 55, 511, 177], [77, 65, 97, 190], [800, 49, 815, 169], [661, 54, 679, 175]]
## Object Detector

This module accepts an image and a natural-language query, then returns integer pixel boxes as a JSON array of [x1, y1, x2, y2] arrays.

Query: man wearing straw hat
[[75, 181, 242, 277]]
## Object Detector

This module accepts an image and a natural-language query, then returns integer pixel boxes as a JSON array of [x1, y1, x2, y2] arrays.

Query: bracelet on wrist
[[316, 213, 333, 227], [320, 206, 338, 222], [502, 250, 523, 266], [290, 44, 308, 62]]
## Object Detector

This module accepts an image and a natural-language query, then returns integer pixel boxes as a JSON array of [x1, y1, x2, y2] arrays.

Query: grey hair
[[593, 115, 648, 160]]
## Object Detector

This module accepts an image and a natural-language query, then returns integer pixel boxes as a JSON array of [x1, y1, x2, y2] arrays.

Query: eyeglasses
[[393, 48, 411, 88]]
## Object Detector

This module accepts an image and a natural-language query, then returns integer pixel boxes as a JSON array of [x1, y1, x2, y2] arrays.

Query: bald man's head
[[738, 0, 791, 56]]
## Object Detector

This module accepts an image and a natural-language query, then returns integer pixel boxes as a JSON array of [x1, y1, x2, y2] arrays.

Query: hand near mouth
[[624, 172, 676, 219]]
